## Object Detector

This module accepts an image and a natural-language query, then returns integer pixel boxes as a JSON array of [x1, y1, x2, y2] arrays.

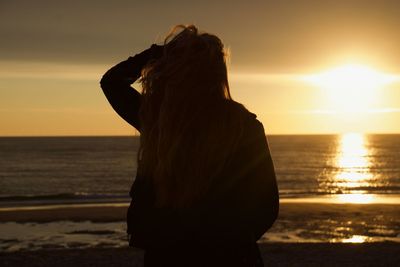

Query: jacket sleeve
[[99, 45, 162, 131], [232, 119, 279, 241]]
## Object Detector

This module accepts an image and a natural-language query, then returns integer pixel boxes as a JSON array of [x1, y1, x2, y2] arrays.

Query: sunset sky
[[1, 0, 400, 136]]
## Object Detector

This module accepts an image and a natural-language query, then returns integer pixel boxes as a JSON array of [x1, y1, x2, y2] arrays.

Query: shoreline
[[1, 193, 400, 212], [0, 201, 399, 223]]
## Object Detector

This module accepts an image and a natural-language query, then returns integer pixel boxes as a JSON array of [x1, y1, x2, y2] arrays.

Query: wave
[[3, 186, 400, 202], [279, 186, 400, 198], [0, 192, 130, 203]]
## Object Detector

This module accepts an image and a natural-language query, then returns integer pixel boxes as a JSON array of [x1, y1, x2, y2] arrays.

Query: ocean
[[1, 134, 400, 206]]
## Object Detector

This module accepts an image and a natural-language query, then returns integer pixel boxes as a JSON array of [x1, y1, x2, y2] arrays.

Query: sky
[[1, 0, 400, 136]]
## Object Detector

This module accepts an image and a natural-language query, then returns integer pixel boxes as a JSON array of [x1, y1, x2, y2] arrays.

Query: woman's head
[[142, 25, 231, 103], [138, 25, 246, 209]]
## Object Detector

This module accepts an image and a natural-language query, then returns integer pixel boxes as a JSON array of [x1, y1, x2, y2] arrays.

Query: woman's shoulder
[[225, 100, 253, 116], [226, 100, 263, 130]]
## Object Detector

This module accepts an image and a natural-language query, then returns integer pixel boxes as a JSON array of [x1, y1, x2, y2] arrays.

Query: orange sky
[[1, 0, 400, 136]]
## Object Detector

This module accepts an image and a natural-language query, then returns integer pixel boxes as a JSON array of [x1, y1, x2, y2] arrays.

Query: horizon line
[[1, 132, 399, 138]]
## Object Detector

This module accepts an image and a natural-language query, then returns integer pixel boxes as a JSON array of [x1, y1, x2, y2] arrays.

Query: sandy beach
[[1, 203, 400, 244], [0, 203, 128, 223], [1, 243, 400, 267], [1, 201, 399, 266]]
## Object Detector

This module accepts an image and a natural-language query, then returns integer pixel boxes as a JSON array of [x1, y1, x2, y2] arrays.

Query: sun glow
[[303, 64, 398, 112]]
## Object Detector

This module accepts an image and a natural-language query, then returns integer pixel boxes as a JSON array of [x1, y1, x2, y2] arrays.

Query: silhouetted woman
[[100, 25, 279, 267]]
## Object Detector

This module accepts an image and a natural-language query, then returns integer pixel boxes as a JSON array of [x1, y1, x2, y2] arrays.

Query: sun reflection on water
[[341, 235, 368, 243], [333, 133, 373, 203], [335, 193, 376, 204]]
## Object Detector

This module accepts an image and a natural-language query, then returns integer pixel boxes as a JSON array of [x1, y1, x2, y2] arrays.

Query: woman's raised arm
[[99, 44, 162, 131]]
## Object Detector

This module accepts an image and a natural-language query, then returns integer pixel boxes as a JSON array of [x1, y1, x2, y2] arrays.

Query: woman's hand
[[138, 44, 164, 64]]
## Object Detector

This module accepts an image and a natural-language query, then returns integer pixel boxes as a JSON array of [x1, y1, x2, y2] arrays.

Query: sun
[[303, 64, 397, 112]]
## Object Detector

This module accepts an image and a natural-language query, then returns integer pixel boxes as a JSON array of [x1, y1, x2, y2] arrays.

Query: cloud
[[285, 108, 400, 115], [0, 107, 109, 114], [0, 61, 106, 81], [2, 0, 400, 72]]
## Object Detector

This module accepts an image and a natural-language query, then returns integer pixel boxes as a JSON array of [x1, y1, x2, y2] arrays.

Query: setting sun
[[303, 64, 398, 112]]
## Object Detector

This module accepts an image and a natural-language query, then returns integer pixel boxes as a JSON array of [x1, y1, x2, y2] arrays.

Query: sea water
[[1, 134, 399, 205]]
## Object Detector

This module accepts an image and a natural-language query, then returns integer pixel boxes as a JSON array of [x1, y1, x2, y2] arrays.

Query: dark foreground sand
[[1, 202, 399, 242], [1, 202, 399, 266], [1, 243, 399, 267]]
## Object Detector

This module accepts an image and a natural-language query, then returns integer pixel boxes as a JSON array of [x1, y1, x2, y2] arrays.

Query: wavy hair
[[138, 25, 247, 208]]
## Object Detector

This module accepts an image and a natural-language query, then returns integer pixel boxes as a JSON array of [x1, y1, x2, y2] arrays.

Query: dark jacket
[[100, 47, 279, 266]]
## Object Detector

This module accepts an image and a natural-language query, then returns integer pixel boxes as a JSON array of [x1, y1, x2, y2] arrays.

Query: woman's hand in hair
[[128, 44, 164, 69], [137, 44, 164, 64]]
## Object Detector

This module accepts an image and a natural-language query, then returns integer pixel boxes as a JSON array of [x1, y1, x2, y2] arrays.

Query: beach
[[1, 202, 400, 242], [2, 243, 400, 267], [1, 201, 399, 266]]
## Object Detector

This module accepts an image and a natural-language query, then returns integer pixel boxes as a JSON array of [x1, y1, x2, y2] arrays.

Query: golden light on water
[[336, 194, 375, 204], [342, 235, 368, 243], [336, 133, 372, 182], [333, 133, 374, 203]]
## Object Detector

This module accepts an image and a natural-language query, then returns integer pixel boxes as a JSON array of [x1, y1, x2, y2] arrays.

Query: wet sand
[[1, 243, 400, 267], [1, 203, 400, 243], [1, 202, 399, 266], [0, 204, 128, 223]]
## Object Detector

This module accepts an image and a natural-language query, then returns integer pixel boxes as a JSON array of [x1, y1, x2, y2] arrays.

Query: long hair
[[138, 25, 248, 208]]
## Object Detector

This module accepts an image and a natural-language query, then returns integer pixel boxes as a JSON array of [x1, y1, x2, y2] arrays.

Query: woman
[[100, 25, 279, 267]]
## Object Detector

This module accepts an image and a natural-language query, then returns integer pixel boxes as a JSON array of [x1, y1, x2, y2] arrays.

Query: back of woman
[[100, 25, 279, 267]]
